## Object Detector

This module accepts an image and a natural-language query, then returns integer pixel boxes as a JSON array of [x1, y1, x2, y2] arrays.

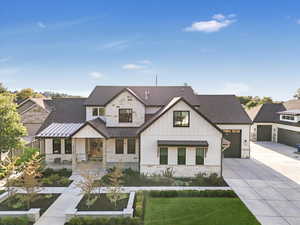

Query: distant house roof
[[85, 86, 199, 106], [247, 99, 300, 127], [196, 95, 252, 124], [17, 97, 52, 114]]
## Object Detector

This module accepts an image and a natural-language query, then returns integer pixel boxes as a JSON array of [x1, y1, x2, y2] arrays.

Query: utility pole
[[155, 74, 158, 86]]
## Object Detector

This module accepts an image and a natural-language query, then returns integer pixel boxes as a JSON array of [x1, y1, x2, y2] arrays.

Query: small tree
[[0, 156, 19, 200], [0, 94, 27, 159], [76, 164, 100, 209], [18, 152, 43, 209], [107, 166, 124, 209]]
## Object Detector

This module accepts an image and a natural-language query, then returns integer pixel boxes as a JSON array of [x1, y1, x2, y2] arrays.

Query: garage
[[257, 125, 272, 141], [278, 128, 300, 147], [223, 129, 241, 158]]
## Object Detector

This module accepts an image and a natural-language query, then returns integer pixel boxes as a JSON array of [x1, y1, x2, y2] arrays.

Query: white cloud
[[37, 22, 46, 28], [98, 40, 129, 50], [122, 64, 144, 70], [0, 56, 11, 63], [0, 68, 19, 76], [138, 60, 152, 65], [89, 72, 104, 79], [212, 14, 226, 21], [221, 82, 250, 95], [184, 14, 236, 33]]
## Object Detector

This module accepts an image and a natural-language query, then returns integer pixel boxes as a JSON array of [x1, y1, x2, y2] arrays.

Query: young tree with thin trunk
[[107, 166, 124, 209]]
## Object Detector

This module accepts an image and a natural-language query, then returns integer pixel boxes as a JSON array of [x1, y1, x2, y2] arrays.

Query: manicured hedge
[[0, 216, 31, 225], [65, 217, 142, 225], [134, 191, 145, 218], [149, 190, 237, 198]]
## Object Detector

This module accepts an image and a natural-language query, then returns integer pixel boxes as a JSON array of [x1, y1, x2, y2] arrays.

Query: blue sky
[[1, 0, 300, 100]]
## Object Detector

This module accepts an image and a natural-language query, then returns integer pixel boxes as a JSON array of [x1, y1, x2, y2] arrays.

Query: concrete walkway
[[223, 142, 300, 225], [34, 181, 83, 225]]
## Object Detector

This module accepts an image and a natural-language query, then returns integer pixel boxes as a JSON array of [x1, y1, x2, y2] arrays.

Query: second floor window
[[173, 111, 190, 127], [119, 109, 133, 123], [282, 115, 295, 121], [92, 107, 105, 117], [53, 138, 61, 154]]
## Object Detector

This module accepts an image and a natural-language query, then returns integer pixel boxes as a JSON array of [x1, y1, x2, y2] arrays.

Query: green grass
[[144, 197, 261, 225]]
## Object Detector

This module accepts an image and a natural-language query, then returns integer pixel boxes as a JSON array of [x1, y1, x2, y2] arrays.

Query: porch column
[[103, 139, 106, 167], [72, 138, 77, 170]]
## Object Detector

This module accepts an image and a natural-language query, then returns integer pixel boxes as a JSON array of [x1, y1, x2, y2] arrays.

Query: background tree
[[238, 96, 273, 109], [294, 88, 300, 99], [0, 94, 27, 159], [15, 88, 44, 102], [0, 83, 7, 94]]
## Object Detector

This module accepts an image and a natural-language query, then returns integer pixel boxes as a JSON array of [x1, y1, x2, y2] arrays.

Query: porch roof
[[157, 140, 209, 147], [36, 123, 83, 138]]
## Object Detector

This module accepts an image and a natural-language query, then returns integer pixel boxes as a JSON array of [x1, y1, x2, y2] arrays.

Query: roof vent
[[144, 90, 150, 100]]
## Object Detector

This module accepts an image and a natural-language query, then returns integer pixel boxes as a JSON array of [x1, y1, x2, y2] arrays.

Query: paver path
[[223, 142, 300, 225]]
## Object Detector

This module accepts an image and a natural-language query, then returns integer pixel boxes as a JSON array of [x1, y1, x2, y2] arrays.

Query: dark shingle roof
[[196, 95, 252, 124], [247, 100, 300, 127], [37, 98, 87, 134], [85, 86, 199, 106]]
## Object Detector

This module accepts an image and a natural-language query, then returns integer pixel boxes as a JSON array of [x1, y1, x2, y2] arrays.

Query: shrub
[[162, 167, 174, 178], [41, 168, 72, 178], [149, 190, 237, 198], [134, 191, 145, 218], [0, 216, 30, 225], [65, 217, 142, 225]]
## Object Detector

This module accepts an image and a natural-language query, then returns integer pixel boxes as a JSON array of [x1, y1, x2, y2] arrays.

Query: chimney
[[144, 90, 150, 100]]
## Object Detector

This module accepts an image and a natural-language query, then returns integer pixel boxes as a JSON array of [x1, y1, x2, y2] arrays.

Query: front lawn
[[144, 197, 261, 225], [0, 194, 60, 215], [77, 193, 129, 211]]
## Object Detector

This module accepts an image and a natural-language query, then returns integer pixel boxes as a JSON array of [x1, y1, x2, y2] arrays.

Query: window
[[177, 148, 186, 165], [65, 138, 72, 154], [53, 138, 61, 154], [159, 147, 168, 165], [119, 109, 132, 123], [196, 147, 205, 165], [115, 139, 124, 154], [127, 138, 136, 154], [173, 111, 190, 127], [92, 107, 105, 117], [282, 115, 295, 121]]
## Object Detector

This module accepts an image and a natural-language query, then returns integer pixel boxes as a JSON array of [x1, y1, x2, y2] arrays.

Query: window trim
[[127, 138, 136, 154], [119, 108, 133, 123], [173, 111, 190, 127], [177, 147, 186, 165], [65, 138, 72, 154], [115, 139, 124, 154], [159, 147, 168, 165], [53, 138, 61, 154]]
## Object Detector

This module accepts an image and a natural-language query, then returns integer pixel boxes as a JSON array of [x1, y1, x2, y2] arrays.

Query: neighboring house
[[17, 98, 51, 143], [247, 99, 300, 147], [35, 86, 251, 177]]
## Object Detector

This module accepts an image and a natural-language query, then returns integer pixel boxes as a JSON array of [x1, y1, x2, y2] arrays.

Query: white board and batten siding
[[140, 100, 222, 177], [217, 124, 251, 158]]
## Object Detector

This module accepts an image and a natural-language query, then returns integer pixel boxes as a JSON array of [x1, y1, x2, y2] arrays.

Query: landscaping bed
[[96, 168, 227, 187], [76, 193, 129, 211], [10, 168, 72, 187], [0, 194, 60, 215], [0, 216, 33, 225], [65, 217, 141, 225]]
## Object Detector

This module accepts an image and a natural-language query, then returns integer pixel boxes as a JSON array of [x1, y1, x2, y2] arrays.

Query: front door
[[88, 139, 103, 161]]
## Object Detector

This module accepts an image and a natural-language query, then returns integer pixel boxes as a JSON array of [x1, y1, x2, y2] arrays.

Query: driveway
[[223, 142, 300, 225]]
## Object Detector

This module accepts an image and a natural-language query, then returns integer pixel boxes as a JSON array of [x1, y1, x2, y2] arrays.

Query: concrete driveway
[[223, 142, 300, 225]]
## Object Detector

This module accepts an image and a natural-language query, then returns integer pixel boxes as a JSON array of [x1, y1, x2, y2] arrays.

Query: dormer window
[[282, 115, 295, 121], [92, 107, 105, 117]]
